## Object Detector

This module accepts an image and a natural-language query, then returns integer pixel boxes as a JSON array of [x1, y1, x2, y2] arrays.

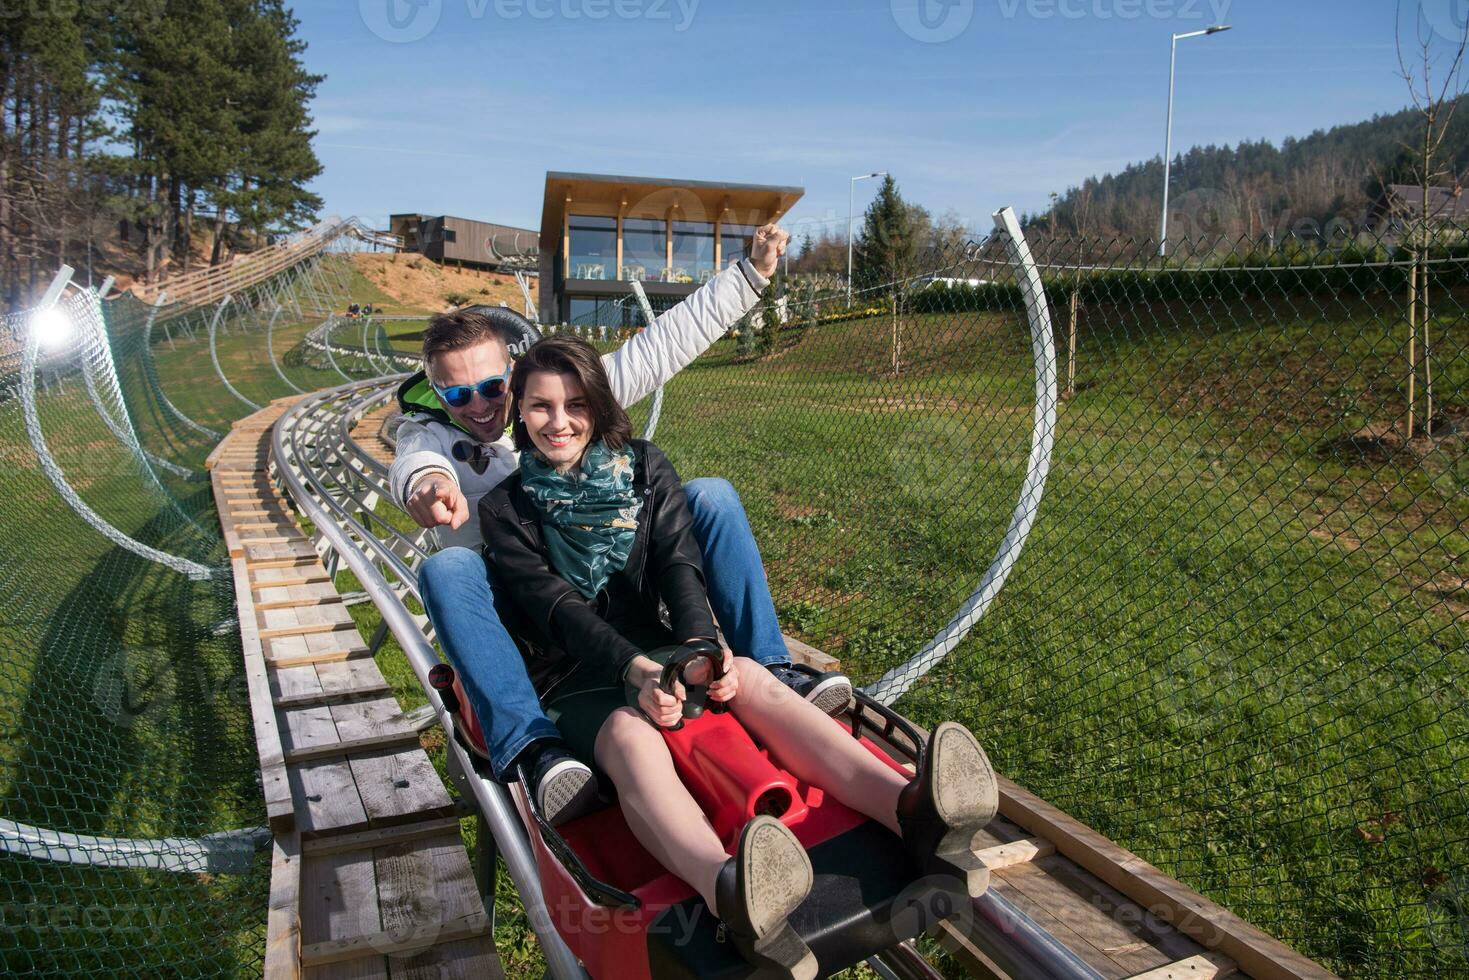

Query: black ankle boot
[[713, 816, 817, 980], [895, 722, 999, 898]]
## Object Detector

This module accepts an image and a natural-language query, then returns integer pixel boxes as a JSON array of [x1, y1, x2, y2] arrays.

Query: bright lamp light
[[32, 307, 75, 351]]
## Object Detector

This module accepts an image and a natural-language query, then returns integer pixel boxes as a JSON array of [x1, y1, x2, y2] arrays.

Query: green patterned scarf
[[519, 441, 642, 598]]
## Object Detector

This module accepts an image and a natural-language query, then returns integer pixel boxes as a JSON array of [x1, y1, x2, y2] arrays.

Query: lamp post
[[1158, 25, 1230, 257], [848, 171, 887, 307]]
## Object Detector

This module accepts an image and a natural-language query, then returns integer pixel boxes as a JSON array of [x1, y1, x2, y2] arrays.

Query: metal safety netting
[[0, 236, 392, 976]]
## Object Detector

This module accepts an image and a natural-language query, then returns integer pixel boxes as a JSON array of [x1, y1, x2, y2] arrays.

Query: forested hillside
[[0, 1, 322, 310], [1032, 97, 1469, 243]]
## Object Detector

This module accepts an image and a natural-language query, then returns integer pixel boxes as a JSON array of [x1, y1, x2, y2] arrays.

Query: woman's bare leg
[[726, 659, 907, 835], [593, 706, 728, 909]]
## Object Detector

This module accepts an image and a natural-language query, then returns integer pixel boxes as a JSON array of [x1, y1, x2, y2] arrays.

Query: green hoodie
[[395, 370, 461, 431]]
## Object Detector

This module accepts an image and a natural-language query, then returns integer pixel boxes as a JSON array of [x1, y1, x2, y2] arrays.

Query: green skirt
[[543, 646, 680, 767]]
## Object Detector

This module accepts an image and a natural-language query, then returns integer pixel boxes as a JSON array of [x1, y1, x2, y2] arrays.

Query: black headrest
[[457, 305, 542, 359]]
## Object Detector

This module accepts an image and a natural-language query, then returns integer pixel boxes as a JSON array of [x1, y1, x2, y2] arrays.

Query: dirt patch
[[774, 491, 821, 520], [1316, 410, 1466, 464], [352, 253, 527, 314]]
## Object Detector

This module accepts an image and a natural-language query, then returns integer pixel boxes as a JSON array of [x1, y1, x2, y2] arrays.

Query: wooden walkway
[[207, 399, 501, 979]]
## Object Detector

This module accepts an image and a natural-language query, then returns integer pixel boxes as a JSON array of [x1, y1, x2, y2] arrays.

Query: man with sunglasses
[[389, 223, 853, 826]]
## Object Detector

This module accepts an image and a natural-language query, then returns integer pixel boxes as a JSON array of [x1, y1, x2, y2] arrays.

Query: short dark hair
[[421, 307, 541, 368], [510, 334, 631, 453]]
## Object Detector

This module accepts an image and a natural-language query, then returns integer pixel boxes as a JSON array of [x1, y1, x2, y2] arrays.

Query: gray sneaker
[[523, 743, 599, 827], [768, 664, 853, 716]]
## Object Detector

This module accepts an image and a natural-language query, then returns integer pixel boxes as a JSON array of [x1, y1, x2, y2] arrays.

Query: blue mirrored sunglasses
[[433, 369, 511, 408]]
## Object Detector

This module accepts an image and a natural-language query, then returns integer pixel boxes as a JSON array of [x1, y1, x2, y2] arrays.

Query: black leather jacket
[[478, 439, 718, 692]]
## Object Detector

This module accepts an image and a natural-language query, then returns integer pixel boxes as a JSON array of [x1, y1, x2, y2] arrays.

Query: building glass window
[[443, 228, 457, 243], [671, 220, 715, 283], [568, 295, 640, 330], [568, 214, 616, 280], [622, 217, 667, 281], [720, 223, 759, 268]]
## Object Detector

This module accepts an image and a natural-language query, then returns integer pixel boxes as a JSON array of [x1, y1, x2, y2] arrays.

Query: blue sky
[[296, 0, 1429, 239]]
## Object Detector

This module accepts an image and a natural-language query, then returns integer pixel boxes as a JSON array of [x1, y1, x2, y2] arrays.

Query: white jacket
[[389, 259, 769, 550]]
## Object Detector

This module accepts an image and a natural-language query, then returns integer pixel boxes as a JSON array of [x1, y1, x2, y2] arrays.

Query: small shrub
[[444, 291, 470, 307], [778, 600, 824, 634]]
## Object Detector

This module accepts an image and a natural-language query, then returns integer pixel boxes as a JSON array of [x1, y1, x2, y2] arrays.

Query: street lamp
[[1158, 24, 1230, 257], [848, 171, 888, 307]]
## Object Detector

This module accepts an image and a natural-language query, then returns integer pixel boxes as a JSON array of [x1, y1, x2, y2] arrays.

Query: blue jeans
[[417, 477, 789, 781]]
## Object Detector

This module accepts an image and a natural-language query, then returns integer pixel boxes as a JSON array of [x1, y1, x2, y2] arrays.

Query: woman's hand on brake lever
[[628, 654, 683, 728]]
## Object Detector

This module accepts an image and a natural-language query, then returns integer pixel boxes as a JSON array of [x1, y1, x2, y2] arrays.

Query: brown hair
[[510, 334, 631, 452], [420, 309, 512, 368]]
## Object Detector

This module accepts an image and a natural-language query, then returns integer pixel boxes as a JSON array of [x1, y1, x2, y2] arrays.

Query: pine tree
[[226, 0, 323, 243], [853, 175, 923, 297]]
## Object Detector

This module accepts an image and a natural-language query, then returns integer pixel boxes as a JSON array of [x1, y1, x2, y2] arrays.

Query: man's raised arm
[[603, 223, 789, 408]]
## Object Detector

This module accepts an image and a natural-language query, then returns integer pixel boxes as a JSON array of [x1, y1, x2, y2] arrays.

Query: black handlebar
[[656, 639, 727, 731]]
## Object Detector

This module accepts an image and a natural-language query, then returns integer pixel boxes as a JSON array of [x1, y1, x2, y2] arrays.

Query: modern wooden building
[[537, 172, 804, 324], [388, 213, 539, 270]]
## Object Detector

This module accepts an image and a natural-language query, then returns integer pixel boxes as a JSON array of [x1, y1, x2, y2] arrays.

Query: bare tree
[[1395, 0, 1469, 437]]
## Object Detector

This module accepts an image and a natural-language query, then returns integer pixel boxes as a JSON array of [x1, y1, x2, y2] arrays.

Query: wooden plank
[[997, 776, 1340, 980], [290, 759, 370, 840], [211, 478, 245, 558], [976, 836, 1055, 871], [273, 684, 394, 710], [330, 698, 454, 825], [250, 555, 324, 570], [299, 848, 386, 979], [373, 835, 502, 979], [1033, 853, 1208, 966], [316, 658, 393, 694], [283, 730, 422, 765], [254, 572, 333, 589], [261, 602, 354, 631], [783, 633, 840, 672], [280, 699, 371, 841], [246, 540, 319, 564], [299, 912, 488, 969], [1125, 952, 1238, 980], [260, 620, 357, 641], [1000, 859, 1174, 976], [266, 647, 371, 670], [301, 817, 463, 858], [229, 557, 295, 832], [265, 832, 303, 980], [243, 535, 312, 548]]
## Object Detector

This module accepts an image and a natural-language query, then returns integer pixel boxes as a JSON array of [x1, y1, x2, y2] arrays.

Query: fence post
[[1422, 256, 1433, 437], [1406, 252, 1418, 439], [1067, 286, 1079, 399]]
